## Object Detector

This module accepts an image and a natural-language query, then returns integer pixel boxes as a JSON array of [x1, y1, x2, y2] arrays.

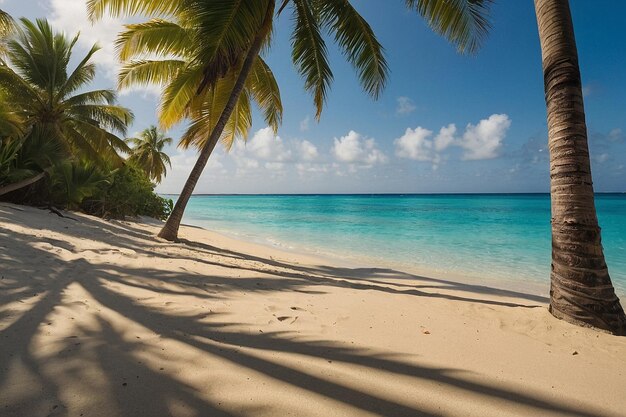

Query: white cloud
[[394, 127, 434, 161], [296, 163, 330, 175], [459, 114, 511, 160], [434, 124, 457, 152], [239, 126, 292, 162], [394, 115, 510, 167], [48, 0, 123, 77], [396, 96, 416, 116], [332, 131, 387, 166], [299, 140, 319, 161], [300, 116, 310, 131]]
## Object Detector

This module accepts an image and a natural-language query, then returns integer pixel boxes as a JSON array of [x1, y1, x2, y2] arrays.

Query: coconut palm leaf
[[290, 0, 332, 120], [405, 0, 493, 54], [317, 0, 388, 99], [116, 19, 192, 61]]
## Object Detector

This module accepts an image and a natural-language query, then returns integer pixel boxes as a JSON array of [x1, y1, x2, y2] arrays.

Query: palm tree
[[88, 0, 387, 241], [0, 19, 134, 169], [533, 0, 625, 334], [409, 0, 625, 333], [127, 126, 173, 183]]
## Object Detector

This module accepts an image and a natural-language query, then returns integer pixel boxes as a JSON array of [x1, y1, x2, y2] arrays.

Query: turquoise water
[[167, 194, 626, 297]]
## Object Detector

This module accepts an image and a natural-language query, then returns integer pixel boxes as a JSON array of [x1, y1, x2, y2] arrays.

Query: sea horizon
[[162, 192, 626, 196], [170, 193, 626, 299]]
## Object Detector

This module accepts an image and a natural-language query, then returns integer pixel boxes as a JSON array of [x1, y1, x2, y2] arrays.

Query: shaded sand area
[[1, 203, 625, 417]]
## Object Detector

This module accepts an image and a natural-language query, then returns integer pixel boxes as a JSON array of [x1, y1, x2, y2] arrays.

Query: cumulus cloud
[[238, 127, 292, 162], [394, 114, 511, 167], [459, 114, 511, 160], [434, 124, 457, 152], [299, 140, 319, 161], [394, 127, 434, 161], [393, 125, 460, 169], [396, 96, 417, 115], [332, 131, 387, 166], [227, 127, 327, 178]]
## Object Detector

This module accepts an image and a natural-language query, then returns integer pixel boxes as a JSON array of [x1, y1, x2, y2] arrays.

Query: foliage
[[0, 138, 22, 185], [50, 160, 110, 209], [83, 163, 173, 220], [0, 18, 170, 220], [127, 126, 172, 183], [114, 16, 283, 150], [405, 0, 493, 54], [0, 18, 134, 166]]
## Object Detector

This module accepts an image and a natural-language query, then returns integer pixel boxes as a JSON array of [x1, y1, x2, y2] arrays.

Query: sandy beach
[[1, 203, 625, 417]]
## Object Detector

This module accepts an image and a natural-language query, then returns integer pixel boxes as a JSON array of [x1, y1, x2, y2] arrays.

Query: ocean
[[165, 194, 626, 297]]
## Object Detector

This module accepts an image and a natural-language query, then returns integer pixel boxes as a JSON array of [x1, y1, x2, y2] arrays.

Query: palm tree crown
[[88, 0, 388, 121], [127, 126, 172, 183], [0, 18, 134, 166]]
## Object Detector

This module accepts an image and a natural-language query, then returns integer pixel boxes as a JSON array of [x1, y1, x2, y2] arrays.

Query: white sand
[[1, 203, 625, 417]]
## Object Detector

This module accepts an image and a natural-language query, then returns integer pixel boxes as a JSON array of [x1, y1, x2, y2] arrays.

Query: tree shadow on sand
[[0, 209, 610, 417]]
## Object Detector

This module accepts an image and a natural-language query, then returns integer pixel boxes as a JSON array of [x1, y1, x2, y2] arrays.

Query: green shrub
[[83, 164, 172, 220], [50, 160, 109, 209]]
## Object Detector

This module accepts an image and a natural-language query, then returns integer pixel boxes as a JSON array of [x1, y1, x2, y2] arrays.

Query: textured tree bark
[[158, 1, 275, 241], [534, 0, 625, 334]]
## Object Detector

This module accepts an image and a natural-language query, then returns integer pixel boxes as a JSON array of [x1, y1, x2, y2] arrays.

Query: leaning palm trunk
[[534, 0, 625, 334], [0, 171, 45, 196], [158, 1, 275, 241]]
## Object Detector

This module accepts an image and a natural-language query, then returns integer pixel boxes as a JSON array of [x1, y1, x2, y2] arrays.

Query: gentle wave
[[167, 194, 626, 298]]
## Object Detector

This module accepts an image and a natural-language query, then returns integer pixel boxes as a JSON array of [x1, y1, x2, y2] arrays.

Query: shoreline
[[182, 217, 551, 298], [2, 203, 626, 417]]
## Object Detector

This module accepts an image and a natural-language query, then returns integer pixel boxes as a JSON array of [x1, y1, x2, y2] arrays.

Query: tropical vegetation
[[88, 0, 387, 241], [127, 126, 173, 183], [0, 17, 172, 220], [409, 0, 625, 334], [0, 1, 623, 334]]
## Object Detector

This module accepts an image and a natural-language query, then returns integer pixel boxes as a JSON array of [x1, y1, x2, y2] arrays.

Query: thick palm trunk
[[534, 0, 625, 334], [158, 2, 275, 241]]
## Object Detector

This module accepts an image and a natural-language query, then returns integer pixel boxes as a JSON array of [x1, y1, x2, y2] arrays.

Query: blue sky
[[3, 0, 625, 193]]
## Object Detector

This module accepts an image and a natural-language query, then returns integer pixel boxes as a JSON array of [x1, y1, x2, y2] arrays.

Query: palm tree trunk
[[158, 1, 275, 241], [0, 171, 45, 196], [534, 0, 625, 334]]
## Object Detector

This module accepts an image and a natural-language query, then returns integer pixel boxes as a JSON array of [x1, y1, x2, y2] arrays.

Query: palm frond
[[65, 89, 117, 106], [116, 19, 193, 61], [318, 0, 388, 99], [406, 0, 493, 54], [158, 65, 204, 129], [87, 0, 181, 21], [247, 57, 282, 133], [291, 0, 332, 120], [118, 59, 186, 91], [57, 43, 100, 99], [0, 9, 16, 38], [68, 104, 134, 136]]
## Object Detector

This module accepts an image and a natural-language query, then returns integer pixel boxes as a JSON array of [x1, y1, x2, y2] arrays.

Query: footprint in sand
[[276, 316, 299, 324]]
